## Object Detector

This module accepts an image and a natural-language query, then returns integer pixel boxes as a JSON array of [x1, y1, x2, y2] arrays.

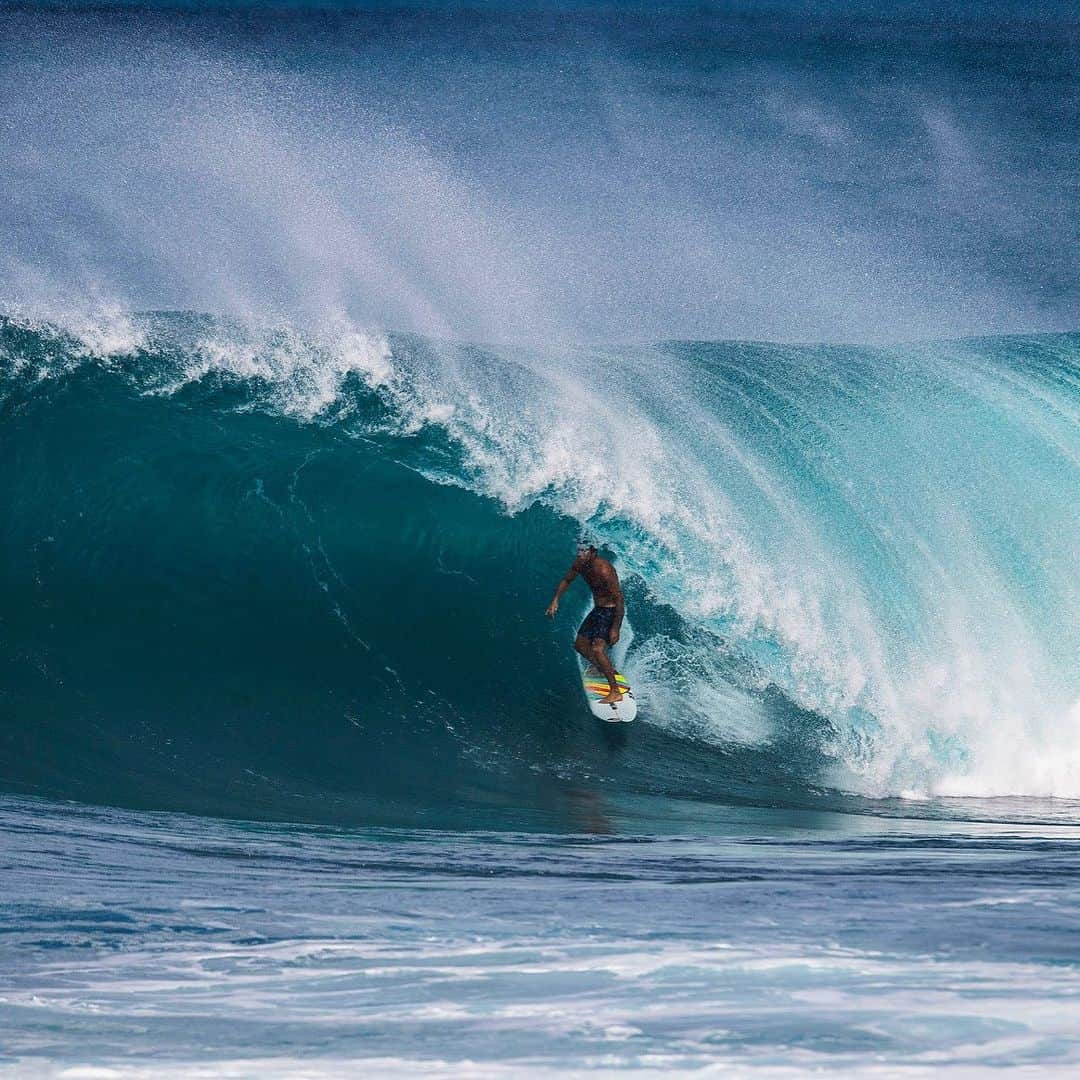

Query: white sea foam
[[0, 302, 145, 377], [6, 941, 1080, 1078], [173, 323, 392, 421]]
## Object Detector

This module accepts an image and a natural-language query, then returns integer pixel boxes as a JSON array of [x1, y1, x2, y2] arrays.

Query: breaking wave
[[2, 313, 1076, 827]]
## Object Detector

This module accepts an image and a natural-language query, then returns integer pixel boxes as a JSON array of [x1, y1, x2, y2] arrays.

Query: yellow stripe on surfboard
[[585, 676, 630, 696], [580, 663, 636, 720]]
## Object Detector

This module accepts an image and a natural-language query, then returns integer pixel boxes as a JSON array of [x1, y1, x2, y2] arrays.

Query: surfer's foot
[[599, 689, 624, 704]]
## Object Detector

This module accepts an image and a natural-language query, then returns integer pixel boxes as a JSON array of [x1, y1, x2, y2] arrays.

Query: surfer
[[546, 540, 626, 704]]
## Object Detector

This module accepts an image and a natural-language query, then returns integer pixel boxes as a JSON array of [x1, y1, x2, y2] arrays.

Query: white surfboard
[[580, 662, 637, 722]]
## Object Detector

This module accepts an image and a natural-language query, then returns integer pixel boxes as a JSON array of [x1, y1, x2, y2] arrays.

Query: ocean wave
[[1, 312, 1077, 822]]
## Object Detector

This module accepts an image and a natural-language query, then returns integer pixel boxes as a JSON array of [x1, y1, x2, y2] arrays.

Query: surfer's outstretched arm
[[545, 562, 579, 618]]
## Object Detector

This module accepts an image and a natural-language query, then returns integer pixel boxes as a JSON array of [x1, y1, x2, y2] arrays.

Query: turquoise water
[[2, 0, 1079, 1073]]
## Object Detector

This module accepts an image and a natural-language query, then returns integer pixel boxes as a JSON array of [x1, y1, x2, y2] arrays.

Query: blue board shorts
[[577, 606, 616, 641]]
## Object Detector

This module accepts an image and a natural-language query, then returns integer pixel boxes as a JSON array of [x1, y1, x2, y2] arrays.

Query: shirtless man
[[545, 540, 626, 704]]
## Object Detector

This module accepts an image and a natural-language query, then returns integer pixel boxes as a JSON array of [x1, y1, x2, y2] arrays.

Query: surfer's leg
[[590, 640, 623, 703], [574, 634, 593, 661]]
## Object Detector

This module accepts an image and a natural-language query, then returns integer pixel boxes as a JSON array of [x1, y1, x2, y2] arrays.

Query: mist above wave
[[2, 1, 1077, 342]]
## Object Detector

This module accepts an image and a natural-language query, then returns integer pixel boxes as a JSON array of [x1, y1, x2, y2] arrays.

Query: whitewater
[[2, 0, 1079, 1075]]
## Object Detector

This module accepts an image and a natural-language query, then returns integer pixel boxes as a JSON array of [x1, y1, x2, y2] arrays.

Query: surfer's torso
[[578, 553, 621, 608]]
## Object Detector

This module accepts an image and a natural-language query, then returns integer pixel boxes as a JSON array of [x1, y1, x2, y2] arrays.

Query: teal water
[[3, 315, 1077, 826]]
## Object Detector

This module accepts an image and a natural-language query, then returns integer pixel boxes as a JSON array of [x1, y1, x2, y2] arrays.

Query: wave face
[[2, 0, 1078, 828], [2, 314, 1077, 825]]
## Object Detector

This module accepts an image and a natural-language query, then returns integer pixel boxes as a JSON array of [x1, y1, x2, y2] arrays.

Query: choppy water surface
[[4, 796, 1080, 1077]]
